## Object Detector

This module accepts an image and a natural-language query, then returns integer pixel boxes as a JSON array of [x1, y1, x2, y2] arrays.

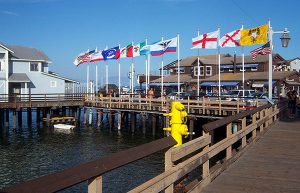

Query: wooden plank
[[170, 135, 211, 162]]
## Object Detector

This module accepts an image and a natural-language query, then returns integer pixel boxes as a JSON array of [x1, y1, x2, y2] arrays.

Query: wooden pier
[[2, 100, 296, 193], [201, 116, 300, 193]]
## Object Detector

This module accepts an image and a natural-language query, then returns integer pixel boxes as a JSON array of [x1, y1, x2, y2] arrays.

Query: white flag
[[219, 29, 241, 47]]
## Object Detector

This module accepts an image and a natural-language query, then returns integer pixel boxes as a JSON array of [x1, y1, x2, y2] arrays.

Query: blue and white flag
[[150, 37, 177, 56], [102, 46, 120, 60]]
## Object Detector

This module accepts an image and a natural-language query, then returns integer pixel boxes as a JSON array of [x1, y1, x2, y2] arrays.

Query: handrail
[[202, 103, 273, 133], [1, 136, 176, 193]]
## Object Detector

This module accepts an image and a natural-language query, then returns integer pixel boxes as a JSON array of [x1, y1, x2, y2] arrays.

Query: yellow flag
[[240, 24, 268, 46]]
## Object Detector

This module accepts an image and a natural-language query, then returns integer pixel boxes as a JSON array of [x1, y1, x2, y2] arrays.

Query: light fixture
[[280, 28, 291, 48]]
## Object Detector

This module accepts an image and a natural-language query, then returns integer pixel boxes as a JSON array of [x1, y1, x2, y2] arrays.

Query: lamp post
[[268, 22, 290, 100]]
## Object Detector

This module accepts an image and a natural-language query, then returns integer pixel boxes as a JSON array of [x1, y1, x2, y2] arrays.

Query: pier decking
[[201, 117, 300, 193]]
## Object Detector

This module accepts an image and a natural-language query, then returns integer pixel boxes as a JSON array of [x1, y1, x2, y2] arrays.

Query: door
[[9, 82, 21, 102]]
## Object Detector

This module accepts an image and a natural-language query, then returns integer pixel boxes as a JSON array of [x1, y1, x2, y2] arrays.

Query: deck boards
[[201, 118, 300, 193]]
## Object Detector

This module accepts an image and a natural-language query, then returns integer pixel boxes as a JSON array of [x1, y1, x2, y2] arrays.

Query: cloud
[[1, 10, 19, 16]]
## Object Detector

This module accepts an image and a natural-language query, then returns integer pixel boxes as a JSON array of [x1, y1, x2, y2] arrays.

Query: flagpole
[[145, 38, 148, 93], [161, 37, 164, 98], [118, 44, 121, 96], [87, 63, 89, 93], [268, 19, 273, 100], [131, 42, 134, 94], [197, 29, 200, 100], [96, 62, 98, 93], [177, 33, 180, 94], [217, 28, 221, 100], [148, 52, 151, 91], [241, 24, 245, 98], [105, 61, 108, 94]]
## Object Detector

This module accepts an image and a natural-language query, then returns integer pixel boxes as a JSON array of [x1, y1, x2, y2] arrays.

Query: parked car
[[224, 90, 256, 101]]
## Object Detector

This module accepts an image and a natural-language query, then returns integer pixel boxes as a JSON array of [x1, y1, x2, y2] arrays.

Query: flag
[[133, 44, 141, 57], [90, 50, 104, 62], [192, 30, 219, 49], [140, 41, 150, 55], [126, 43, 133, 57], [102, 46, 120, 60], [219, 29, 241, 47], [150, 37, 177, 56], [250, 41, 271, 60], [240, 24, 268, 46], [120, 47, 127, 58], [73, 50, 95, 66]]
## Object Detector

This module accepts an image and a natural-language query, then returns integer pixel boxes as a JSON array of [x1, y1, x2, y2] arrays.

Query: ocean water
[[0, 111, 166, 192]]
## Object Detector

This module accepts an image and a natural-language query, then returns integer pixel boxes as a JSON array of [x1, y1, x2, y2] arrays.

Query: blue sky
[[1, 0, 299, 86]]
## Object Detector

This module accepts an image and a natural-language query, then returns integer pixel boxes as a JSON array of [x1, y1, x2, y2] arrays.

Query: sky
[[0, 0, 299, 86]]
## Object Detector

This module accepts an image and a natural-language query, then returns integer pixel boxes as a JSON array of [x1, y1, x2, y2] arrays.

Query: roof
[[0, 42, 51, 62], [163, 53, 286, 70], [8, 73, 31, 83], [41, 72, 78, 83], [192, 71, 297, 82], [151, 74, 192, 83]]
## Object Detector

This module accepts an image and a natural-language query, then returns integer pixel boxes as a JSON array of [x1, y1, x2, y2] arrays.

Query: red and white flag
[[219, 29, 241, 47], [192, 30, 219, 49]]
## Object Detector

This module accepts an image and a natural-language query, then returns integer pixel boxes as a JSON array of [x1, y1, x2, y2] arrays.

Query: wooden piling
[[27, 108, 32, 127], [117, 111, 122, 130], [12, 110, 17, 129], [131, 112, 136, 133], [18, 109, 22, 127], [152, 114, 156, 136], [89, 108, 93, 126], [36, 108, 41, 126], [5, 109, 9, 128], [46, 109, 50, 127], [97, 110, 101, 128], [83, 108, 87, 126], [141, 113, 146, 135]]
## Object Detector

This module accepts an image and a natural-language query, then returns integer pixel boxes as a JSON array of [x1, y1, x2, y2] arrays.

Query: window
[[50, 81, 57, 87], [30, 63, 39, 71], [174, 67, 185, 74], [220, 67, 224, 72], [206, 66, 212, 76], [194, 66, 204, 76]]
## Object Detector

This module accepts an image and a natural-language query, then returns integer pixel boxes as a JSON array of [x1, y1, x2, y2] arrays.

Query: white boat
[[53, 124, 75, 130]]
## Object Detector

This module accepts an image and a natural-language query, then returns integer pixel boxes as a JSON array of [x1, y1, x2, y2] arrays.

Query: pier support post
[[27, 108, 32, 127], [18, 109, 22, 128], [117, 111, 122, 130], [5, 109, 9, 128], [46, 109, 50, 127], [141, 113, 146, 135], [89, 108, 93, 126], [131, 112, 136, 133], [36, 108, 41, 127], [152, 114, 156, 136], [97, 110, 101, 128], [12, 110, 17, 129], [189, 118, 194, 140], [0, 109, 4, 129], [62, 106, 66, 116], [77, 107, 81, 126], [83, 108, 87, 126]]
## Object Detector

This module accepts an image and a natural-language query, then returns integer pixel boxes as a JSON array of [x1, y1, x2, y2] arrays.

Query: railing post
[[259, 109, 264, 132], [202, 131, 210, 179], [241, 117, 247, 148], [88, 176, 103, 193], [252, 112, 257, 138], [274, 104, 278, 121], [226, 123, 232, 160], [164, 149, 174, 193], [187, 96, 190, 113]]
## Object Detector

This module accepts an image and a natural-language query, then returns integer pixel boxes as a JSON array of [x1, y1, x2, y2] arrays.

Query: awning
[[149, 83, 183, 87], [200, 81, 239, 87], [8, 73, 31, 83]]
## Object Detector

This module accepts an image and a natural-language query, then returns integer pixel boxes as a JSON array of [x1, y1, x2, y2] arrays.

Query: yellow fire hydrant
[[163, 101, 189, 147]]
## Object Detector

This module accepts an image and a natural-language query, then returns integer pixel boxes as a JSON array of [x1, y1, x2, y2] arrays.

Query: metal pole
[[217, 28, 221, 99], [177, 33, 180, 94], [197, 29, 200, 99], [106, 62, 108, 94], [87, 64, 89, 93], [161, 37, 164, 98], [268, 20, 273, 100]]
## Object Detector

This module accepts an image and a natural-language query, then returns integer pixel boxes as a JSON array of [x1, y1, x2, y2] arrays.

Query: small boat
[[53, 124, 75, 130]]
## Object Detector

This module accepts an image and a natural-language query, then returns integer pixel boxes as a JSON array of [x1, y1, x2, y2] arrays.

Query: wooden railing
[[0, 102, 281, 193], [0, 93, 85, 108], [85, 94, 265, 114], [129, 102, 280, 193]]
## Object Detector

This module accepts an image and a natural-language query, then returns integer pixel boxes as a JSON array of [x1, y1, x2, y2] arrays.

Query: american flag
[[250, 42, 271, 60]]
